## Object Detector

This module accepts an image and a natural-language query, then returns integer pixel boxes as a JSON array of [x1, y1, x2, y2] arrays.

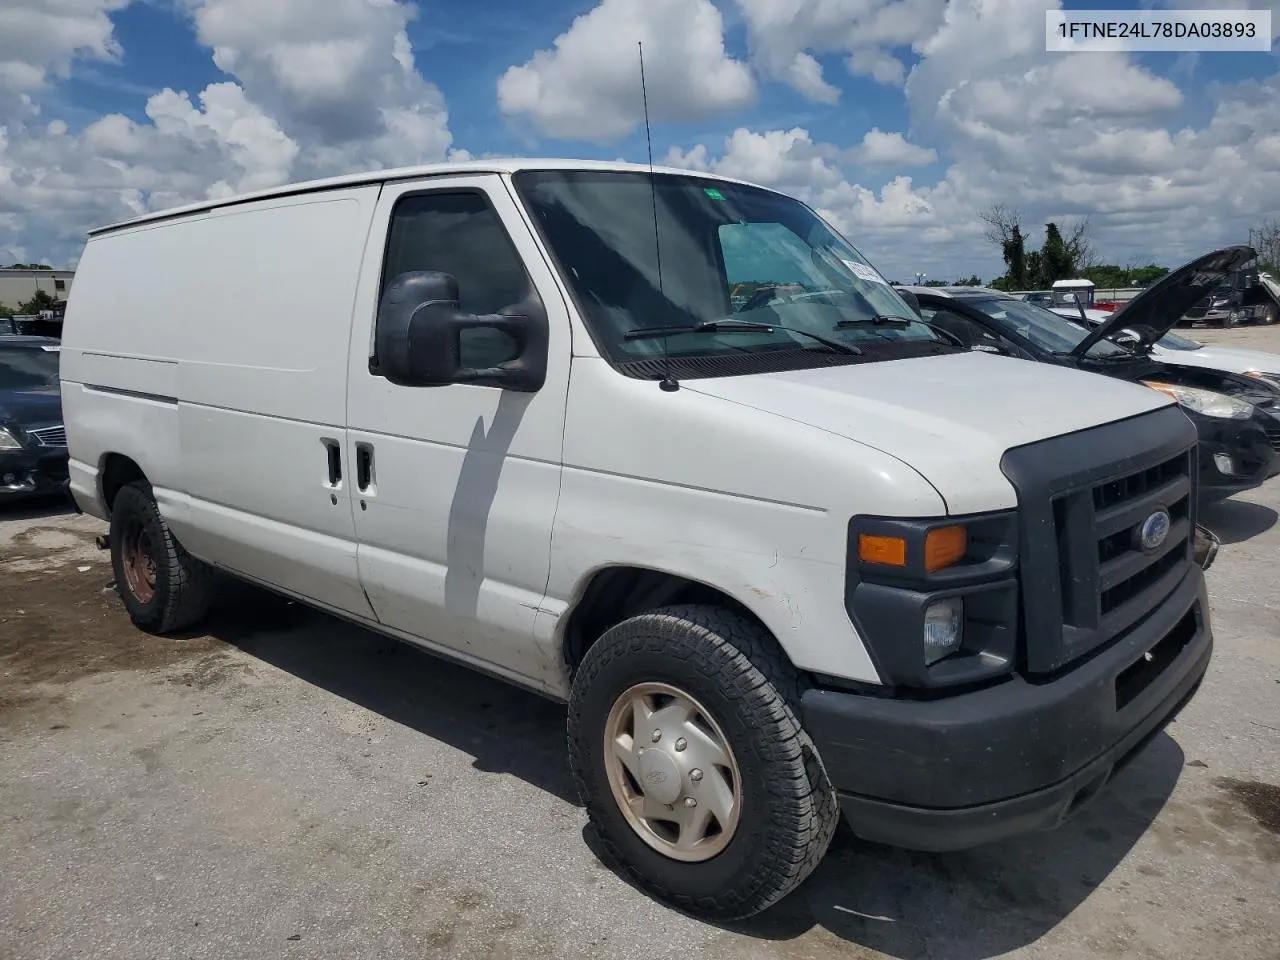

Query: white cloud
[[735, 0, 947, 100], [666, 126, 844, 189], [0, 0, 460, 266], [663, 125, 975, 278], [848, 128, 936, 167], [497, 0, 755, 142], [0, 82, 300, 266], [0, 0, 128, 93], [884, 0, 1275, 274], [188, 0, 454, 172]]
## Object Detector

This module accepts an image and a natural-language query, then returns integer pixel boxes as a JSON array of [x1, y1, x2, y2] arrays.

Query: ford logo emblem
[[1138, 509, 1171, 552]]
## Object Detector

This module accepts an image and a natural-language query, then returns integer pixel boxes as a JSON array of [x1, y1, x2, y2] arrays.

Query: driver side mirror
[[374, 271, 548, 392]]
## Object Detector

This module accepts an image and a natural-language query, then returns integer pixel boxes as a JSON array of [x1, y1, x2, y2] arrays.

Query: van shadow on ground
[[203, 580, 577, 806], [206, 580, 1185, 960], [729, 732, 1183, 957], [1200, 497, 1278, 545]]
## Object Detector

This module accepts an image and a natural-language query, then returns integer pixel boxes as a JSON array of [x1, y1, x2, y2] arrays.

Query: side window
[[380, 192, 531, 369]]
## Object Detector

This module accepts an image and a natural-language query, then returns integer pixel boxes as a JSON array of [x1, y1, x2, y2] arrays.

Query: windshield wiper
[[836, 315, 967, 348], [838, 314, 917, 325], [624, 319, 863, 355]]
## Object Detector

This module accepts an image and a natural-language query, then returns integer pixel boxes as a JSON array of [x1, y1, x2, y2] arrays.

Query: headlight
[[923, 597, 963, 665], [1142, 381, 1254, 419], [0, 427, 22, 450]]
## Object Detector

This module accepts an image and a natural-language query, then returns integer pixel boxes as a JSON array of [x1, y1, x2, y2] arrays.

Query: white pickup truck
[[60, 159, 1212, 919]]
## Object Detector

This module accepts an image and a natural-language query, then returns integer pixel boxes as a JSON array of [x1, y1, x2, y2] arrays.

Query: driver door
[[343, 176, 572, 691]]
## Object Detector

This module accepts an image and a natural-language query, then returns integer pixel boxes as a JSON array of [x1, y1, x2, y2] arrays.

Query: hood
[[1072, 245, 1257, 358], [684, 351, 1171, 514], [1154, 343, 1280, 376], [0, 385, 62, 426]]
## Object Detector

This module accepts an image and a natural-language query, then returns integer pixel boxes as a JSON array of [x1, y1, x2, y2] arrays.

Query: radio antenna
[[639, 41, 677, 392]]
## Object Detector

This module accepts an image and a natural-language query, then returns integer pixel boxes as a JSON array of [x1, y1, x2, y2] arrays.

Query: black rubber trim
[[834, 661, 1207, 852], [844, 510, 1018, 689], [803, 566, 1209, 839]]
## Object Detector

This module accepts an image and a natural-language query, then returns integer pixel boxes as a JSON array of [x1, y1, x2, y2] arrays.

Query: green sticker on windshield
[[704, 188, 725, 200]]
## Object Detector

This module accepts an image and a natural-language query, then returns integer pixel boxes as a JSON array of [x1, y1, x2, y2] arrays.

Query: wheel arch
[[99, 452, 147, 511], [560, 564, 796, 679]]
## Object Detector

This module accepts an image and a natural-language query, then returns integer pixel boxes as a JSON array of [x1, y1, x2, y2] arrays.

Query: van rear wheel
[[109, 481, 211, 634], [567, 604, 838, 920]]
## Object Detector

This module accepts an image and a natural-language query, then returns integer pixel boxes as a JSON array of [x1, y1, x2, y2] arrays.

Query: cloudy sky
[[1, 0, 1278, 281]]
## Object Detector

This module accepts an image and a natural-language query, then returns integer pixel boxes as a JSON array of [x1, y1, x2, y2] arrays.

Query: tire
[[1265, 304, 1279, 326], [109, 480, 211, 633], [567, 604, 838, 921]]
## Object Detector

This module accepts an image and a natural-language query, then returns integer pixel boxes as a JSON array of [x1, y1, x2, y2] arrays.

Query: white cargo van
[[61, 160, 1212, 920]]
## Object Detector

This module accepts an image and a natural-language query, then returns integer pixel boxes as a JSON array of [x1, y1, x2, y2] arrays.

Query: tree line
[[976, 206, 1280, 292]]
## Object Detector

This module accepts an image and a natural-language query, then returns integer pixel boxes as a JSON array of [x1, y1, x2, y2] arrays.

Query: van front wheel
[[109, 481, 211, 634], [567, 604, 838, 921]]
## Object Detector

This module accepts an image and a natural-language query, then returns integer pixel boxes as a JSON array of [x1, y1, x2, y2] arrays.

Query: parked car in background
[[0, 336, 68, 501], [1172, 264, 1280, 328], [899, 246, 1280, 503], [1066, 315, 1280, 394]]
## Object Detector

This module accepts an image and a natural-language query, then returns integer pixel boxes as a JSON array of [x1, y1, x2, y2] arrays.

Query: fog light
[[924, 598, 963, 665], [1213, 453, 1235, 475]]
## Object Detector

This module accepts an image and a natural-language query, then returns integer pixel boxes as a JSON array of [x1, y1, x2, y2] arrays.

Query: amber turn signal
[[924, 525, 967, 573], [858, 533, 907, 567]]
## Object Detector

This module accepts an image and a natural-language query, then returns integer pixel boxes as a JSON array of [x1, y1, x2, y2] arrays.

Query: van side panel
[[61, 187, 382, 619], [547, 358, 950, 688]]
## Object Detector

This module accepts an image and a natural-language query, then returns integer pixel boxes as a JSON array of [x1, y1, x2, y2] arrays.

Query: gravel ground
[[2, 324, 1278, 960]]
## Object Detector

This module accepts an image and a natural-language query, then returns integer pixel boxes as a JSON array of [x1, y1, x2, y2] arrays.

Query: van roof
[[1051, 279, 1094, 288], [88, 158, 772, 237]]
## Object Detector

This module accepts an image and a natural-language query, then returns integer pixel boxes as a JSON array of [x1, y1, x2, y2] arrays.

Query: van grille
[[1002, 407, 1198, 675], [1089, 452, 1192, 621]]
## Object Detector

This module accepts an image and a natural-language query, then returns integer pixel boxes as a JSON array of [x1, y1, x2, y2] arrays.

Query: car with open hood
[[898, 246, 1280, 503], [0, 336, 68, 500], [1054, 284, 1280, 394]]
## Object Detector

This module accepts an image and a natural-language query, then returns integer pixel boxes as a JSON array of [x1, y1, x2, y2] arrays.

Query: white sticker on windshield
[[842, 259, 886, 285]]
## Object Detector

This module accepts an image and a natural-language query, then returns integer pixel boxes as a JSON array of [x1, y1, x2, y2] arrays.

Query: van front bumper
[[802, 567, 1211, 852]]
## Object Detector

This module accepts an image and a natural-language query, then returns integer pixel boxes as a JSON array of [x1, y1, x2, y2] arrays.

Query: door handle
[[355, 442, 375, 494], [321, 438, 342, 487]]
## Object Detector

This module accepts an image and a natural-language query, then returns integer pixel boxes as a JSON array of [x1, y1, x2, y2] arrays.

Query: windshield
[[0, 346, 60, 390], [966, 298, 1130, 358], [512, 170, 947, 372], [1156, 331, 1204, 351]]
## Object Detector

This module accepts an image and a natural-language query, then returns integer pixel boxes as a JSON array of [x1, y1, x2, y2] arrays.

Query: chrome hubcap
[[603, 682, 742, 862]]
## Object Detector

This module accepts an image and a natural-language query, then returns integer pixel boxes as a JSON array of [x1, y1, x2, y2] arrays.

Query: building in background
[[1, 268, 73, 338], [0, 268, 73, 310]]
